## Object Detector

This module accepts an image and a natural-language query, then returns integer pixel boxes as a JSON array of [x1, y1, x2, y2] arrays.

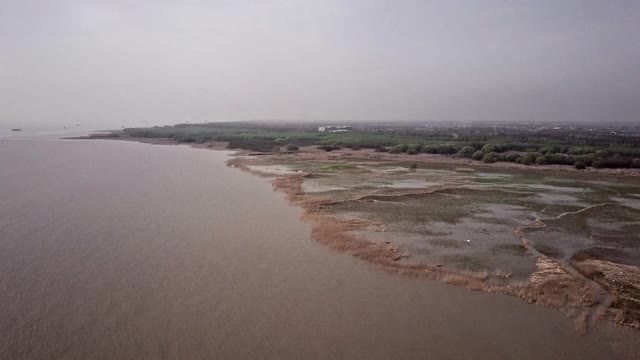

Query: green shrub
[[632, 159, 640, 168], [482, 152, 500, 163], [422, 145, 440, 154], [568, 146, 594, 155], [406, 144, 422, 154], [547, 145, 561, 154], [481, 144, 496, 153], [573, 154, 596, 166], [519, 153, 536, 165], [595, 150, 609, 158], [505, 152, 519, 162], [535, 156, 547, 165], [538, 146, 550, 154], [575, 162, 586, 170], [545, 153, 574, 165], [286, 144, 299, 151], [457, 146, 476, 158], [472, 150, 484, 161], [592, 156, 633, 168], [317, 145, 341, 152], [439, 144, 462, 154]]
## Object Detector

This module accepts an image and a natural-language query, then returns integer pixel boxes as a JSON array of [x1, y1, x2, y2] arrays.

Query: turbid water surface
[[0, 138, 637, 359]]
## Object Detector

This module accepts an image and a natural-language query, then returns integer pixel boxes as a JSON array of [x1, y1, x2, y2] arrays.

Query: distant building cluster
[[318, 125, 352, 133]]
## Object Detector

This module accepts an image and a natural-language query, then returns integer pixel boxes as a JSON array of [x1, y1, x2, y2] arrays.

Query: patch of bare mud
[[301, 182, 348, 193], [474, 204, 534, 225], [572, 259, 640, 330], [612, 197, 640, 210], [527, 231, 597, 261], [533, 193, 588, 207], [525, 257, 598, 323], [382, 179, 445, 189], [476, 172, 514, 179], [524, 184, 591, 193], [246, 164, 300, 176]]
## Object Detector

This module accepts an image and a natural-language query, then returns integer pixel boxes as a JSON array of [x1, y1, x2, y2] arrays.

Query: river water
[[0, 138, 637, 359]]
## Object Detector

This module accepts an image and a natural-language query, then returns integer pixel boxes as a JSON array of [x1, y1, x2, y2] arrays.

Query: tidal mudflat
[[229, 147, 640, 333]]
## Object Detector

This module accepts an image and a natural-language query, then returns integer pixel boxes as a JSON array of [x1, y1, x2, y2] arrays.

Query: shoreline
[[227, 154, 609, 334], [72, 134, 640, 176], [78, 136, 640, 333]]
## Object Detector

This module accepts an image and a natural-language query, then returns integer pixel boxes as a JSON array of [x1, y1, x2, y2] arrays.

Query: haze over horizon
[[1, 0, 639, 129]]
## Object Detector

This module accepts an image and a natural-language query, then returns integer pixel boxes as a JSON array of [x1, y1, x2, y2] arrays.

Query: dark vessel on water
[[11, 128, 22, 132]]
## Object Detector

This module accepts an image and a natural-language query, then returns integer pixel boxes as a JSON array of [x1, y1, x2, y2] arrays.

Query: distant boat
[[11, 128, 22, 132]]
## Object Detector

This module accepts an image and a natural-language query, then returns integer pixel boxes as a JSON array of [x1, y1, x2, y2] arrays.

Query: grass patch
[[491, 243, 528, 256], [326, 164, 359, 171], [328, 192, 476, 224], [430, 238, 465, 249], [439, 255, 488, 271]]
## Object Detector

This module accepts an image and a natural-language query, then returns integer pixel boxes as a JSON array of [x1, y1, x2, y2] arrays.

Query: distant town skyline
[[1, 0, 639, 128]]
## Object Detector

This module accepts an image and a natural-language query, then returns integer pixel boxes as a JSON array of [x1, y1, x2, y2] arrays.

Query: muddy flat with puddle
[[232, 150, 640, 333]]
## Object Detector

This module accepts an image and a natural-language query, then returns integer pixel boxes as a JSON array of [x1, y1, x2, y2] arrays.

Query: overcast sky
[[1, 0, 639, 128]]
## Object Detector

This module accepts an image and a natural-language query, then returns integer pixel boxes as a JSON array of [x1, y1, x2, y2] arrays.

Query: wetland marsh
[[231, 147, 640, 331]]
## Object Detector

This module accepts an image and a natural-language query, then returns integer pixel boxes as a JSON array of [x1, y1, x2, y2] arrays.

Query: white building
[[318, 125, 352, 133]]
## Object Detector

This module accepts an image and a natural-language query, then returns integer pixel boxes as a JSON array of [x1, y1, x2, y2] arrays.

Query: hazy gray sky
[[1, 0, 639, 127]]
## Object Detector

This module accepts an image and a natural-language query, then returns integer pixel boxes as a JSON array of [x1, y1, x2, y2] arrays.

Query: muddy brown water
[[0, 138, 638, 359]]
